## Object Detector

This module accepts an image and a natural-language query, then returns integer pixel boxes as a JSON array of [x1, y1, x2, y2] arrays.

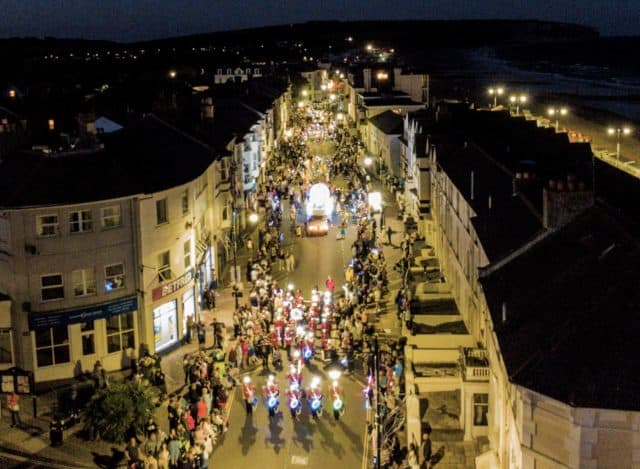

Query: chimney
[[542, 180, 594, 229], [363, 68, 372, 92], [470, 171, 475, 200]]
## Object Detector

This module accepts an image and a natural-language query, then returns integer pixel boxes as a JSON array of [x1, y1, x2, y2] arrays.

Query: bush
[[83, 380, 159, 443]]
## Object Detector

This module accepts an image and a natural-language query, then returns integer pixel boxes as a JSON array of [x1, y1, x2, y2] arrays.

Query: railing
[[462, 348, 489, 382]]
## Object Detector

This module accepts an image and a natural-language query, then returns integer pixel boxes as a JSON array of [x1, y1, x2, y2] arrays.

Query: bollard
[[32, 395, 37, 418]]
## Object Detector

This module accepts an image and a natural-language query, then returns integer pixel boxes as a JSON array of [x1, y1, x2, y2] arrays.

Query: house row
[[0, 79, 291, 384], [396, 106, 640, 468]]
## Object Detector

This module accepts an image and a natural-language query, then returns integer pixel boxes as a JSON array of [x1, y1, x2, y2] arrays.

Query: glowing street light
[[168, 70, 177, 79], [297, 101, 305, 109], [509, 94, 528, 115], [366, 44, 373, 52], [301, 89, 308, 97], [248, 213, 259, 224], [548, 107, 568, 132], [607, 126, 632, 160], [364, 156, 373, 167], [488, 87, 504, 108], [376, 71, 388, 81]]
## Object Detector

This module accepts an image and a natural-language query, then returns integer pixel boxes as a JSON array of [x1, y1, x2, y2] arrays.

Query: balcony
[[462, 348, 489, 382]]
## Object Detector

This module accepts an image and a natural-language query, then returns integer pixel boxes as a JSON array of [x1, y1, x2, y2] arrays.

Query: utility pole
[[373, 335, 381, 467]]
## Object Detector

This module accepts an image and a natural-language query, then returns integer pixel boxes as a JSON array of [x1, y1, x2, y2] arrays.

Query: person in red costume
[[325, 275, 336, 293], [242, 376, 257, 415], [285, 382, 302, 420]]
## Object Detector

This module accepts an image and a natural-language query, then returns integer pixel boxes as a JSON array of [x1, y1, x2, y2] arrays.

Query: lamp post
[[373, 335, 382, 468], [509, 94, 527, 115], [607, 126, 632, 160], [488, 87, 504, 108], [547, 107, 567, 132]]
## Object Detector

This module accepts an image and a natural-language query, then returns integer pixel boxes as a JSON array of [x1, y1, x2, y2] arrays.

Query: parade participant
[[286, 382, 302, 420], [328, 378, 345, 421], [306, 376, 324, 419], [325, 275, 336, 293], [262, 374, 280, 418], [242, 376, 258, 415], [287, 362, 302, 389]]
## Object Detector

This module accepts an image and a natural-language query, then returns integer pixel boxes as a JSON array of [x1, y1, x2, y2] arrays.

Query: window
[[156, 198, 168, 225], [106, 312, 135, 353], [0, 330, 13, 365], [72, 269, 96, 297], [181, 190, 189, 215], [69, 210, 92, 233], [81, 321, 95, 355], [41, 274, 64, 301], [36, 214, 58, 237], [101, 205, 121, 229], [184, 240, 192, 269], [158, 251, 172, 282], [473, 393, 489, 426], [105, 263, 125, 291], [35, 326, 70, 367], [222, 204, 228, 221]]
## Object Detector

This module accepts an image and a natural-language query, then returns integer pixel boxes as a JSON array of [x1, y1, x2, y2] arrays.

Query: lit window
[[41, 274, 64, 301], [69, 210, 93, 233], [101, 205, 121, 229], [158, 251, 172, 282], [36, 214, 58, 237], [35, 326, 70, 367], [473, 393, 489, 426], [106, 312, 135, 353], [81, 321, 95, 355], [184, 240, 192, 269], [72, 268, 96, 297], [105, 263, 125, 291], [156, 198, 168, 225], [181, 190, 189, 215]]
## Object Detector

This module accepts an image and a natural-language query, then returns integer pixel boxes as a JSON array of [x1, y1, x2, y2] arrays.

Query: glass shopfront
[[153, 300, 178, 352], [182, 288, 196, 339]]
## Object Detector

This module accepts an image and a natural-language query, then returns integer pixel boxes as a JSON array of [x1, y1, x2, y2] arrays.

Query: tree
[[83, 380, 159, 443]]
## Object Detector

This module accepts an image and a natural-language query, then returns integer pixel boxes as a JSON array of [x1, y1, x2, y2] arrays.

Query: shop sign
[[29, 296, 137, 331], [152, 268, 194, 301]]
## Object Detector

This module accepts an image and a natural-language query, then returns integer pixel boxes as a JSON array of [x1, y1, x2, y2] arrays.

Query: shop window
[[41, 273, 64, 301], [69, 210, 93, 233], [156, 198, 168, 225], [106, 312, 135, 353], [81, 321, 95, 355], [36, 214, 58, 237], [473, 393, 489, 426], [158, 251, 172, 282], [101, 205, 121, 229], [153, 301, 178, 351], [105, 263, 125, 291], [35, 326, 70, 367], [0, 329, 13, 365], [184, 240, 192, 269], [181, 190, 189, 215], [72, 268, 96, 297]]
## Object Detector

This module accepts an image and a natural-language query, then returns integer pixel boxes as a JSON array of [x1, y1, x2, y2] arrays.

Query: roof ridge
[[147, 113, 215, 154]]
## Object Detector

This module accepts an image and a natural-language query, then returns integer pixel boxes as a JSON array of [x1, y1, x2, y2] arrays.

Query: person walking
[[386, 226, 393, 245], [420, 430, 433, 469], [6, 391, 21, 427]]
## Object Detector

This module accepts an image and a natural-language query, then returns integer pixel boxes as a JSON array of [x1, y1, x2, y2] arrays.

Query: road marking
[[362, 407, 371, 469], [291, 455, 309, 465]]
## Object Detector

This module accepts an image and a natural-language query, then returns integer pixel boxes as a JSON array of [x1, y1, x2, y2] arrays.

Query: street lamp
[[509, 94, 527, 115], [168, 70, 176, 79], [607, 126, 632, 160], [488, 87, 504, 108], [548, 107, 568, 132]]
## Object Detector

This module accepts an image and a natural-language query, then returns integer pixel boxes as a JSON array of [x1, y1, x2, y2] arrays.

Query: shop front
[[150, 268, 195, 354], [28, 296, 138, 382], [197, 245, 216, 310]]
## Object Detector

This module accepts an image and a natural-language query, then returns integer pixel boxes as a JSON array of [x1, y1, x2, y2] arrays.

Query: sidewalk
[[0, 284, 241, 468]]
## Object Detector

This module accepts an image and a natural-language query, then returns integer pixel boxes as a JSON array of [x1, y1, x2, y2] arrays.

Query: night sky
[[0, 0, 637, 41]]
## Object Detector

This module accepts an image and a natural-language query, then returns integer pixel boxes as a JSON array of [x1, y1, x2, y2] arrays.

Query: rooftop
[[480, 203, 640, 411], [369, 110, 403, 135], [0, 114, 214, 208]]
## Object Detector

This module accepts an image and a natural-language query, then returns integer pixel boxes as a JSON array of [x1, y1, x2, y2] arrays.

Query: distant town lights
[[168, 70, 176, 79], [301, 90, 308, 97], [366, 44, 373, 51], [377, 72, 388, 80]]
